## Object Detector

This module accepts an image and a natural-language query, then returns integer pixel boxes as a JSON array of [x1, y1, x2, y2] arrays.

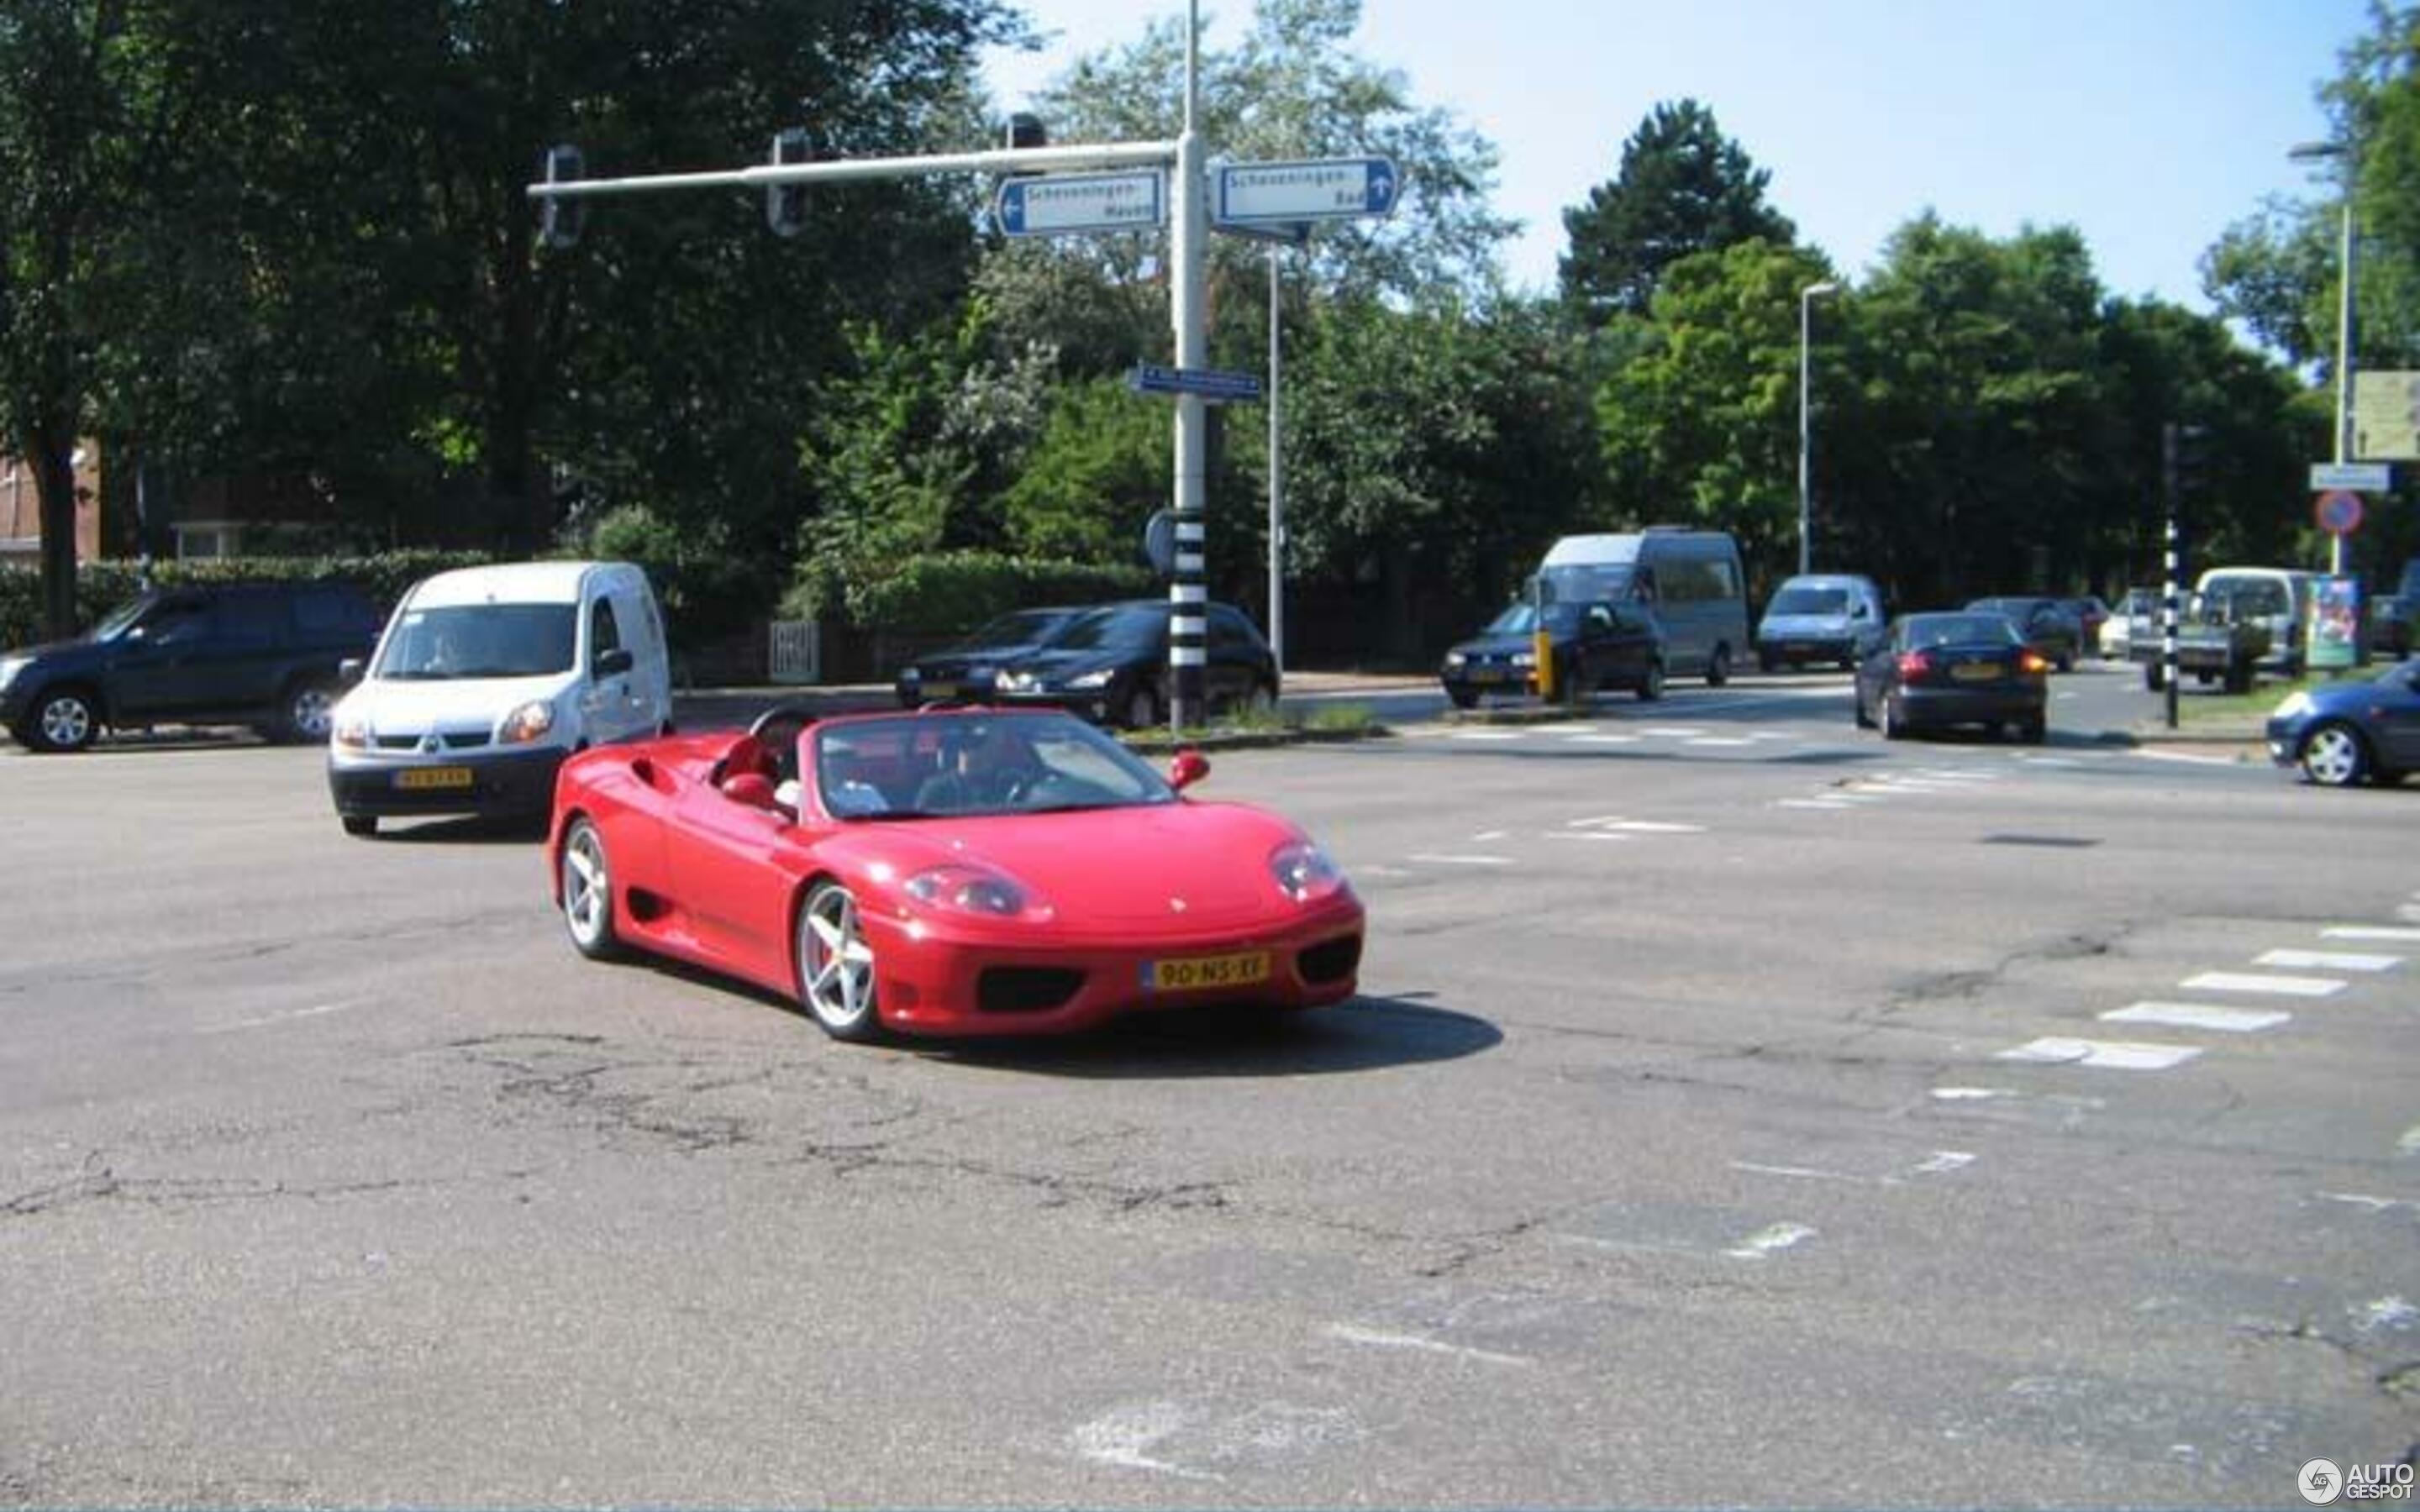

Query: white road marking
[[1913, 1151, 1978, 1175], [1469, 830, 1507, 842], [1605, 820, 1704, 834], [1543, 832, 1634, 843], [1731, 1150, 1975, 1186], [1407, 853, 1515, 867], [1451, 730, 1525, 742], [1069, 1404, 1217, 1480], [2180, 971, 2345, 998], [1565, 733, 1640, 744], [200, 1000, 371, 1035], [1567, 815, 1630, 827], [2325, 927, 2420, 943], [1323, 1324, 1532, 1368], [2132, 748, 2242, 767], [2320, 1193, 2418, 1214], [1930, 1087, 2015, 1101], [1685, 737, 1758, 748], [1637, 727, 1707, 738], [1352, 864, 1413, 879], [1732, 1161, 1861, 1183], [2255, 948, 2402, 973], [2020, 757, 2085, 769], [1724, 1222, 1818, 1260], [2100, 1002, 2292, 1033], [1996, 1037, 2204, 1071], [2399, 903, 2420, 923], [2399, 1125, 2420, 1158], [1776, 799, 1857, 810], [1525, 722, 1599, 734]]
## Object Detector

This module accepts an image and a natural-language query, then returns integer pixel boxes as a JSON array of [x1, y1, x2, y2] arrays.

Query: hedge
[[0, 550, 493, 652], [792, 549, 1156, 635]]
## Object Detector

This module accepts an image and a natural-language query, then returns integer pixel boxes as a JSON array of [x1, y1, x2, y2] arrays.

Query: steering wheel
[[747, 701, 818, 785]]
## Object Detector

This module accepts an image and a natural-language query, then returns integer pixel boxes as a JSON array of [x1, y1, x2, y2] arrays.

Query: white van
[[2194, 566, 2317, 675], [1755, 572, 1886, 671], [1535, 528, 1750, 684], [325, 561, 672, 836]]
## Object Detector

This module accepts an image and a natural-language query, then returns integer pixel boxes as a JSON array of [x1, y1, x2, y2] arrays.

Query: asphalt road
[[2, 668, 2412, 1508]]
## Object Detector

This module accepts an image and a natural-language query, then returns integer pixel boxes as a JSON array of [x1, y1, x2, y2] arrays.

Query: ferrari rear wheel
[[799, 880, 885, 1042], [560, 818, 625, 961]]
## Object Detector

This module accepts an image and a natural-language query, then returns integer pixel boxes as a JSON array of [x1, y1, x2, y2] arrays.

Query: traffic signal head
[[539, 144, 585, 249], [768, 128, 811, 239]]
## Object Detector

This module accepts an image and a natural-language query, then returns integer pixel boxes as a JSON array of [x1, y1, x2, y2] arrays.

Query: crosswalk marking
[[2324, 927, 2420, 943], [2181, 971, 2346, 998], [2100, 1002, 2292, 1033], [2255, 948, 2402, 974], [1996, 1037, 2203, 1071]]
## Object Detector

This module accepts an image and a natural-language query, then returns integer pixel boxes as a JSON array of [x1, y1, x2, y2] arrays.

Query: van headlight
[[500, 700, 555, 744], [332, 713, 371, 751]]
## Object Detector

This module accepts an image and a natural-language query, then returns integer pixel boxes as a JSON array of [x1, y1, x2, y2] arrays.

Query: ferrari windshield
[[374, 604, 577, 680], [813, 711, 1179, 820]]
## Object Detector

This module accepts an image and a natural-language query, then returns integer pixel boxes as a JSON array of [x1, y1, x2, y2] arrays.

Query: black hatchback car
[[986, 600, 1280, 729], [0, 580, 382, 752], [1854, 611, 2050, 743], [1440, 599, 1666, 707], [895, 606, 1089, 709]]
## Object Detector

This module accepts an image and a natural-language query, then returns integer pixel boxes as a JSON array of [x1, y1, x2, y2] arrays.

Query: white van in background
[[2194, 566, 2317, 675], [326, 560, 673, 836], [1534, 528, 1750, 684], [1755, 573, 1886, 671]]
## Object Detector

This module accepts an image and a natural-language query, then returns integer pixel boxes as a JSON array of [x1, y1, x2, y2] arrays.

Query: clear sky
[[980, 0, 2369, 313]]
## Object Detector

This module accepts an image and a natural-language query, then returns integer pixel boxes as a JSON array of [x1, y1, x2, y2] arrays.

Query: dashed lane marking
[[1406, 853, 1515, 867], [2179, 971, 2346, 998], [2100, 1002, 2292, 1033], [1565, 733, 1640, 744], [2324, 927, 2420, 944], [1322, 1324, 1532, 1368], [2254, 948, 2402, 974], [1543, 832, 1634, 843], [1996, 1037, 2203, 1071], [1724, 1222, 1818, 1260], [1450, 730, 1525, 742], [1685, 737, 1758, 748]]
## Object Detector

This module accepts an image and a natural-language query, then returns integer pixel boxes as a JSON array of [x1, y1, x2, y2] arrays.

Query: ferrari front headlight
[[904, 864, 1045, 920], [1270, 839, 1347, 903]]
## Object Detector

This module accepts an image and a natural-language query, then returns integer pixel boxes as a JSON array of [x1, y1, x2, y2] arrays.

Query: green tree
[[1558, 99, 1797, 321]]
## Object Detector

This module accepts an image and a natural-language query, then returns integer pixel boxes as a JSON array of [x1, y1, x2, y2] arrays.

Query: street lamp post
[[1797, 281, 1840, 578], [2290, 139, 2356, 576]]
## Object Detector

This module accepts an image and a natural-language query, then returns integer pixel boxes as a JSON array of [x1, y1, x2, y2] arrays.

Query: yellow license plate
[[1951, 662, 2002, 682], [1147, 951, 1271, 992], [396, 766, 474, 790], [922, 681, 957, 701]]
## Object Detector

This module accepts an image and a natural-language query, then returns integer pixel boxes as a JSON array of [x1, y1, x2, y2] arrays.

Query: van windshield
[[1537, 564, 1636, 604], [1769, 586, 1849, 615], [2199, 577, 2289, 617], [375, 604, 578, 680]]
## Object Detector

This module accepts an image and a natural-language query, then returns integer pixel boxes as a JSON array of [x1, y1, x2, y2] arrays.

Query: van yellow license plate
[[921, 681, 957, 701], [397, 766, 474, 790], [1145, 951, 1271, 992], [1952, 662, 2002, 682]]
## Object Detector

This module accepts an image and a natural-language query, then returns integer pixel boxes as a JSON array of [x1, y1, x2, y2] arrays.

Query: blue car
[[2265, 661, 2420, 787]]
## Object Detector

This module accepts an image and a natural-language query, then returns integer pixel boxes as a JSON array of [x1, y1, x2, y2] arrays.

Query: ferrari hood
[[883, 801, 1315, 928]]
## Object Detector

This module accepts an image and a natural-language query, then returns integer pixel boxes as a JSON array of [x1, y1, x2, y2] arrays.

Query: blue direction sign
[[996, 170, 1165, 237], [1128, 364, 1264, 404], [1214, 157, 1401, 228]]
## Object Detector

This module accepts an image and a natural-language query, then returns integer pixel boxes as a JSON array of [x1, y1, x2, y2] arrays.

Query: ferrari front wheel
[[560, 818, 624, 961], [799, 880, 885, 1042]]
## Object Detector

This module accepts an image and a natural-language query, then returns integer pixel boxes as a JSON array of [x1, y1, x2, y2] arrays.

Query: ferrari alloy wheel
[[31, 688, 97, 753], [799, 880, 884, 1042], [560, 818, 624, 960], [2298, 722, 2370, 788]]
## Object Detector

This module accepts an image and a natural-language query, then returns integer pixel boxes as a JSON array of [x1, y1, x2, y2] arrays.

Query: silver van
[[1755, 573, 1886, 671], [2194, 567, 2317, 675], [1534, 528, 1750, 685]]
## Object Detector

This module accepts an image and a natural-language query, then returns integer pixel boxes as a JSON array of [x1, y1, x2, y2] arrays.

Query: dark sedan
[[2266, 661, 2420, 787], [1855, 612, 2050, 743], [987, 600, 1279, 729], [1440, 599, 1665, 707], [895, 607, 1087, 709], [1964, 596, 2084, 671]]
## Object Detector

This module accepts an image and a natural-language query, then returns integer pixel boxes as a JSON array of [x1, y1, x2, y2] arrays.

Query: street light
[[2289, 138, 2355, 575], [1797, 280, 1840, 577]]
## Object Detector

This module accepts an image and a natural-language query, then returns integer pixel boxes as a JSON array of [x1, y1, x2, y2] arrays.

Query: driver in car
[[913, 722, 1041, 814]]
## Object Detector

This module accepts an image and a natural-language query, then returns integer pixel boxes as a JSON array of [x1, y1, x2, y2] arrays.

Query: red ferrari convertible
[[545, 705, 1365, 1041]]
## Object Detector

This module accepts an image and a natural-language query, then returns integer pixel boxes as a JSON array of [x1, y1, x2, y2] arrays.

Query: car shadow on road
[[360, 815, 550, 846], [919, 993, 1502, 1079]]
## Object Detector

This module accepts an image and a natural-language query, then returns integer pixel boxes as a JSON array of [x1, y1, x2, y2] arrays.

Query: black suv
[[0, 581, 382, 752]]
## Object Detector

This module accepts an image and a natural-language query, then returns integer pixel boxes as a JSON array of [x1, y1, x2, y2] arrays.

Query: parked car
[[0, 580, 381, 753], [2372, 592, 2413, 661], [548, 705, 1365, 1041], [1854, 611, 2050, 743], [2133, 585, 2273, 694], [326, 560, 673, 837], [2064, 596, 2112, 659], [2102, 587, 2160, 660], [2265, 660, 2420, 788], [1440, 598, 1666, 707], [894, 606, 1088, 708], [984, 600, 1278, 729], [1754, 573, 1886, 671], [2194, 566, 2317, 675], [1963, 596, 2083, 671]]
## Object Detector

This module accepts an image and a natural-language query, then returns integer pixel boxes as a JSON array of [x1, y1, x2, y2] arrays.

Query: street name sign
[[1128, 364, 1264, 403], [2309, 461, 2392, 492], [1213, 157, 1400, 228], [996, 170, 1165, 237]]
